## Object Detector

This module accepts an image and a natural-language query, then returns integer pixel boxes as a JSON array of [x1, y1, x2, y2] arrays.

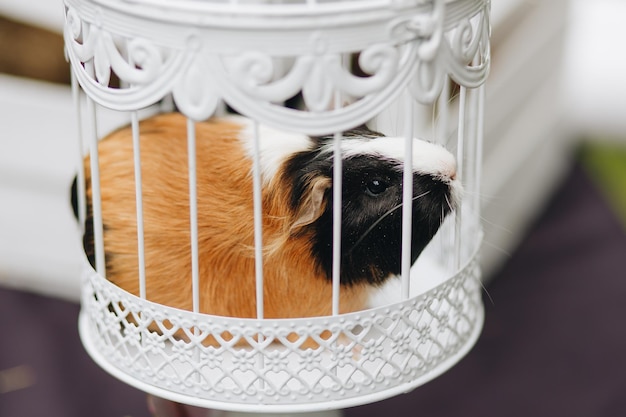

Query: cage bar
[[252, 119, 265, 320], [187, 118, 201, 314], [130, 112, 147, 300], [71, 73, 87, 232], [454, 85, 467, 270], [86, 97, 105, 277], [474, 84, 485, 223], [400, 92, 414, 301], [331, 130, 343, 316]]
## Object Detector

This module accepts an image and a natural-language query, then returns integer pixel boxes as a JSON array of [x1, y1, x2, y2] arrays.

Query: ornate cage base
[[78, 221, 484, 413]]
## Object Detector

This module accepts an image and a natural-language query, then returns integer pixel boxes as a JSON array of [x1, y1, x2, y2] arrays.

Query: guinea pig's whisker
[[479, 279, 495, 306], [444, 194, 453, 213], [347, 190, 432, 255], [480, 237, 512, 258], [460, 189, 501, 204], [441, 202, 445, 225]]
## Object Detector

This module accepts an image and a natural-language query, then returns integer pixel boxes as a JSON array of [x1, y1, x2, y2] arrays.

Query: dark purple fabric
[[0, 289, 147, 417], [1, 162, 625, 417]]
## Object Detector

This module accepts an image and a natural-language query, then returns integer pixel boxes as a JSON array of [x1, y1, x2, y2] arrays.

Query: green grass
[[579, 141, 626, 229]]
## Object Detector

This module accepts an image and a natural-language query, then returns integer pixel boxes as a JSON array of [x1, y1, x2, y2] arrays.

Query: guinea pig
[[75, 112, 460, 322]]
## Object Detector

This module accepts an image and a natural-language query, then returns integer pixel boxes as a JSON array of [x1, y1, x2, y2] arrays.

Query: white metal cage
[[64, 0, 490, 412]]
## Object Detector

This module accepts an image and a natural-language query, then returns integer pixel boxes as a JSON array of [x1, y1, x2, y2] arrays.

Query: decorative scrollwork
[[408, 1, 490, 104], [65, 10, 164, 87], [302, 55, 335, 112], [173, 53, 221, 121], [411, 0, 446, 62], [64, 5, 184, 111], [209, 48, 417, 135], [339, 43, 400, 97], [65, 0, 489, 132], [222, 42, 400, 114], [227, 52, 303, 104], [448, 10, 491, 87]]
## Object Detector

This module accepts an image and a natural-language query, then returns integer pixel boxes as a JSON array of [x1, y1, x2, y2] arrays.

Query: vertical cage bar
[[463, 88, 477, 214], [187, 116, 202, 383], [86, 97, 106, 277], [331, 131, 343, 316], [252, 120, 265, 320], [71, 72, 86, 231], [251, 120, 266, 390], [436, 76, 451, 268], [436, 76, 451, 145], [401, 92, 415, 300], [474, 84, 485, 225], [125, 41, 148, 300], [455, 86, 467, 269], [187, 118, 200, 314], [131, 112, 147, 300], [331, 89, 344, 316]]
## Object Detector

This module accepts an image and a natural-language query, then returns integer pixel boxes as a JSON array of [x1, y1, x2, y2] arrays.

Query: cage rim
[[69, 0, 488, 31], [78, 231, 484, 412], [78, 308, 484, 413]]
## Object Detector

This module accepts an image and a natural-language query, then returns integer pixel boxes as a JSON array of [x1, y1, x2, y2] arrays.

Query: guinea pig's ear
[[290, 177, 331, 234]]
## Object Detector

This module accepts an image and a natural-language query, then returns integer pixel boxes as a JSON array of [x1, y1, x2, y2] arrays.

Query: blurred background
[[1, 0, 625, 416]]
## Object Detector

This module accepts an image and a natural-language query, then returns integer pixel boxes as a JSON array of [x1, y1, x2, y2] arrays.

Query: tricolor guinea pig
[[75, 112, 460, 320]]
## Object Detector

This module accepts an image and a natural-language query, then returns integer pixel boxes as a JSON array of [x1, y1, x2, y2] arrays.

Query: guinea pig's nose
[[441, 158, 457, 181]]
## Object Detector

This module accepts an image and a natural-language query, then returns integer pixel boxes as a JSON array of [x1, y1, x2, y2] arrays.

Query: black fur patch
[[283, 139, 453, 287], [70, 175, 108, 271]]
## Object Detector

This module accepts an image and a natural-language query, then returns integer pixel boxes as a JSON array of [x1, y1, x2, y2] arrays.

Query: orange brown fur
[[85, 113, 369, 321]]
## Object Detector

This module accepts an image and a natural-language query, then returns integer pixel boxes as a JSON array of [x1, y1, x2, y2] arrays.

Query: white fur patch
[[229, 116, 313, 182], [323, 135, 462, 208], [325, 136, 458, 181], [231, 116, 458, 196]]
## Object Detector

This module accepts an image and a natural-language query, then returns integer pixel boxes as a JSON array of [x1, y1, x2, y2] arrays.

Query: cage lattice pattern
[[80, 242, 483, 411]]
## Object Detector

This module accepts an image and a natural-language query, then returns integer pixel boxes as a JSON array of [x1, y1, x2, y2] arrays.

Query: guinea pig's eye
[[365, 178, 389, 196]]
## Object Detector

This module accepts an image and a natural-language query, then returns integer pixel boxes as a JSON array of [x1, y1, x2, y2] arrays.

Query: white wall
[[0, 76, 83, 301], [562, 0, 626, 139]]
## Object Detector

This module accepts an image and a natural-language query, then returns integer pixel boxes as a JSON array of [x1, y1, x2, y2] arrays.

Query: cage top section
[[65, 0, 490, 132], [67, 0, 485, 31]]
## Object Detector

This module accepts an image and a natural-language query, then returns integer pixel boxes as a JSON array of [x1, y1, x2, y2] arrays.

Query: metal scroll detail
[[64, 0, 490, 135], [407, 0, 491, 103]]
